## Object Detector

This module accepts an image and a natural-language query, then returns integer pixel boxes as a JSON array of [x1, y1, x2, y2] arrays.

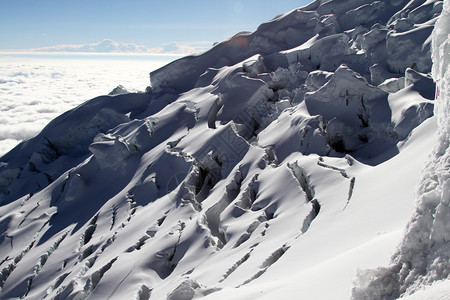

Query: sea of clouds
[[0, 53, 179, 156]]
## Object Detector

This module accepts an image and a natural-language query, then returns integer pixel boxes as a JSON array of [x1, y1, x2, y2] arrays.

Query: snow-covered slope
[[0, 1, 445, 299], [353, 0, 450, 298]]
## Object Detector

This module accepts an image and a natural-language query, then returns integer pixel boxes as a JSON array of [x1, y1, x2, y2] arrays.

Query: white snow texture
[[353, 0, 450, 298], [0, 0, 447, 299]]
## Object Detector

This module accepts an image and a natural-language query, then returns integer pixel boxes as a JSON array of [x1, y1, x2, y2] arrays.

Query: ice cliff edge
[[353, 0, 450, 298]]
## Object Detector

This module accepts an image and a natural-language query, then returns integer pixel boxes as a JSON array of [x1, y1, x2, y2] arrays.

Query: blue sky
[[0, 0, 310, 50]]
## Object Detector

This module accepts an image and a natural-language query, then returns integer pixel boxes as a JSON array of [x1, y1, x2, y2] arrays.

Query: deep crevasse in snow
[[353, 0, 450, 298]]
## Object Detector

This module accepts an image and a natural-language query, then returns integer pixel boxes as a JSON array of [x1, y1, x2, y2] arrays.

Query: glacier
[[0, 0, 447, 299], [353, 0, 450, 298]]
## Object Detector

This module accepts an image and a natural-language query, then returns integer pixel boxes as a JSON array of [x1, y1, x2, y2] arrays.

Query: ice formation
[[353, 0, 450, 298], [0, 0, 446, 299]]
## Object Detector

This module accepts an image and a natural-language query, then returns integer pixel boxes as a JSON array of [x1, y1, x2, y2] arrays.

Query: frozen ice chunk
[[386, 25, 434, 74], [378, 77, 405, 93], [89, 134, 131, 171], [405, 68, 436, 100], [305, 64, 389, 127], [370, 64, 397, 86], [305, 70, 333, 91]]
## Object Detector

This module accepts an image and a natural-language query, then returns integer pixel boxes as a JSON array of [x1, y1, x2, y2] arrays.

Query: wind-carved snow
[[353, 0, 450, 298], [0, 0, 445, 299]]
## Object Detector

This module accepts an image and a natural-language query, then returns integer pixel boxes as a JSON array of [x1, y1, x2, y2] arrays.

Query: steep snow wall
[[353, 1, 450, 298]]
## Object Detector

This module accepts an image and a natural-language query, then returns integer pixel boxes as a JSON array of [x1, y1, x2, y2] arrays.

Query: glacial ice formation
[[353, 0, 450, 298], [0, 0, 446, 299]]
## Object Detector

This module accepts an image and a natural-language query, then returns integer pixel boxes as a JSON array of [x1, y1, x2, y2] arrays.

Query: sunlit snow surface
[[0, 53, 180, 155], [0, 1, 447, 300], [353, 0, 450, 298]]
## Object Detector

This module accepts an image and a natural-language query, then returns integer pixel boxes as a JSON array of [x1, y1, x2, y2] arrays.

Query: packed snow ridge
[[0, 0, 447, 299]]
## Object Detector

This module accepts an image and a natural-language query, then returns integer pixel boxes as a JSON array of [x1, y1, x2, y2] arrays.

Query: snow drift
[[0, 0, 446, 299]]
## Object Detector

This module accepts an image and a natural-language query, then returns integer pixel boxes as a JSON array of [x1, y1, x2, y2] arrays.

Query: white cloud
[[25, 39, 148, 53], [148, 41, 210, 54], [0, 54, 177, 156], [18, 39, 210, 55]]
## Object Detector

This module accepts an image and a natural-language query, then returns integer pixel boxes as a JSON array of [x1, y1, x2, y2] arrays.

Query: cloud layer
[[20, 39, 210, 54], [0, 54, 176, 155]]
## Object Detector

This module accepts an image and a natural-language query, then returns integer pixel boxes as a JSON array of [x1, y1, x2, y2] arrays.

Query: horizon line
[[0, 50, 200, 56]]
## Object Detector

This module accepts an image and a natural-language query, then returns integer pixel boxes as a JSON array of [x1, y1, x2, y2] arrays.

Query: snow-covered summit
[[0, 0, 446, 299], [149, 0, 441, 93]]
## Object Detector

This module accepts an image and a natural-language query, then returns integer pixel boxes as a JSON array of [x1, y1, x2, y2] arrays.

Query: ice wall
[[433, 0, 450, 137], [353, 1, 450, 298]]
